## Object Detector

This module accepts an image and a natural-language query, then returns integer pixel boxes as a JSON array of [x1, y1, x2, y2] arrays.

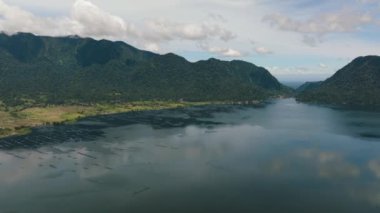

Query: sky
[[0, 0, 379, 82]]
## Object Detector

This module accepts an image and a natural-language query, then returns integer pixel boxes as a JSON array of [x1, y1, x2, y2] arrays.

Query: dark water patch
[[0, 126, 105, 150], [124, 147, 143, 152], [86, 174, 130, 188], [43, 170, 66, 179], [49, 147, 75, 154], [155, 144, 169, 148], [133, 187, 151, 196], [5, 152, 26, 159], [359, 133, 380, 139], [78, 152, 97, 159], [206, 162, 231, 172], [49, 164, 57, 169], [0, 105, 242, 150], [105, 166, 113, 170]]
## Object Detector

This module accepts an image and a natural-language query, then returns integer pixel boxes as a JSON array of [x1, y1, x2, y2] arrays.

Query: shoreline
[[0, 100, 266, 139], [0, 101, 211, 139]]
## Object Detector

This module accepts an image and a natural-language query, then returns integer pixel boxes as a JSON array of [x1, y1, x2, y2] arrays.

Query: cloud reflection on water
[[0, 99, 380, 212]]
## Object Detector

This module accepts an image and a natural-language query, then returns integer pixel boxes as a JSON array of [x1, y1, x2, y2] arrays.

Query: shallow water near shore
[[1, 98, 380, 213]]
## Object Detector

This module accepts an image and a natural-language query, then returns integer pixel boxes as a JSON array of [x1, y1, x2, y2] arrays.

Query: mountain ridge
[[0, 32, 290, 107]]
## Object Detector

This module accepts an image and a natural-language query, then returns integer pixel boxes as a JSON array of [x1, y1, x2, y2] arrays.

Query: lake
[[1, 98, 380, 213]]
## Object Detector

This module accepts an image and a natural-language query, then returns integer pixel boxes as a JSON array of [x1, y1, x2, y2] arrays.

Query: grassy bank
[[0, 101, 210, 139]]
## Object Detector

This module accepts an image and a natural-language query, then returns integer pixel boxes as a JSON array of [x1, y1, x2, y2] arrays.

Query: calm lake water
[[1, 98, 380, 213]]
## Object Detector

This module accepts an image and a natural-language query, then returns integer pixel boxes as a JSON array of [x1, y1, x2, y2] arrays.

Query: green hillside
[[296, 56, 380, 107], [0, 33, 289, 107]]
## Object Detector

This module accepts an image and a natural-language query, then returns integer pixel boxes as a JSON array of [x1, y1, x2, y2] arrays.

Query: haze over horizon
[[1, 0, 379, 81]]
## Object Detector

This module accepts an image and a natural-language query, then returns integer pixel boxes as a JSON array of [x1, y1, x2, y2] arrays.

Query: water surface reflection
[[1, 99, 380, 213]]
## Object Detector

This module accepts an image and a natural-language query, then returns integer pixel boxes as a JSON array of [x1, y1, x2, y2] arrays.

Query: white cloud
[[199, 42, 243, 57], [0, 0, 137, 40], [255, 46, 273, 55], [144, 19, 236, 42], [264, 10, 374, 34], [0, 0, 237, 54], [70, 0, 135, 38], [222, 48, 243, 57], [319, 63, 328, 68], [263, 8, 378, 46], [207, 46, 243, 57], [144, 42, 160, 52], [0, 0, 57, 35]]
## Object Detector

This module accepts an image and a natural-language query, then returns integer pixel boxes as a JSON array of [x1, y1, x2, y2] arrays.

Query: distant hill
[[296, 56, 380, 107], [281, 81, 305, 90], [295, 81, 322, 94], [0, 33, 290, 107]]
